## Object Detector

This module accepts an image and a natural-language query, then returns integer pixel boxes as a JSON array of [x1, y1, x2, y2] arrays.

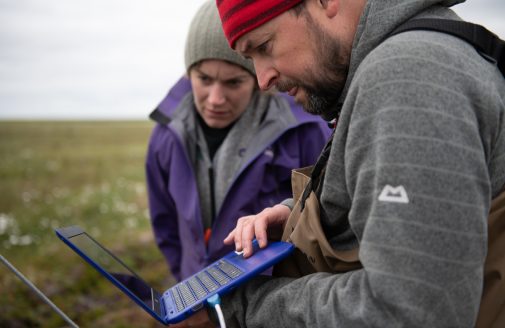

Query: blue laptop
[[55, 226, 294, 325]]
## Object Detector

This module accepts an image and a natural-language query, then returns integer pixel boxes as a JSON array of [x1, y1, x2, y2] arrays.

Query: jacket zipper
[[208, 167, 216, 225]]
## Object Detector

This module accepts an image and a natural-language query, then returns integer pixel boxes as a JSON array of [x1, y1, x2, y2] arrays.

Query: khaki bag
[[273, 165, 361, 277], [273, 138, 361, 277], [476, 189, 505, 328], [273, 136, 505, 327]]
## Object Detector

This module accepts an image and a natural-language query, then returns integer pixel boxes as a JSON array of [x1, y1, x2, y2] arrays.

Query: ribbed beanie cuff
[[185, 0, 255, 75], [217, 0, 303, 48]]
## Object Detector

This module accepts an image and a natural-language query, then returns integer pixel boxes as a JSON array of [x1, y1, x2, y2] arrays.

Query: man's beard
[[279, 13, 349, 118]]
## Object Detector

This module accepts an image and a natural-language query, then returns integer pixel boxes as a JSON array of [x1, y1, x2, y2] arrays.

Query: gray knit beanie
[[184, 0, 255, 75]]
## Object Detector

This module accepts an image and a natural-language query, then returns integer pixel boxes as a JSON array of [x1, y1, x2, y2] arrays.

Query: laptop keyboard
[[169, 259, 244, 312]]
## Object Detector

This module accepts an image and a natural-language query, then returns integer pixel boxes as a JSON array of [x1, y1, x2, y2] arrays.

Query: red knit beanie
[[216, 0, 303, 48]]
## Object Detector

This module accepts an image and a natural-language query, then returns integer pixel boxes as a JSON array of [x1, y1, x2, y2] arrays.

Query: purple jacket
[[146, 77, 330, 281]]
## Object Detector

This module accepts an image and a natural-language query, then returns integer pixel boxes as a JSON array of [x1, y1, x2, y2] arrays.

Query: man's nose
[[254, 61, 279, 91], [208, 84, 226, 105]]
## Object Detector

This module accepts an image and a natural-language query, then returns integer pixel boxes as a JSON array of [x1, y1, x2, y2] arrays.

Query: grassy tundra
[[0, 121, 175, 327]]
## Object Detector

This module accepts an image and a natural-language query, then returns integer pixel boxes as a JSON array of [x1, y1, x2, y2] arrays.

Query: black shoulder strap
[[148, 107, 171, 125], [299, 132, 334, 211], [390, 18, 505, 76]]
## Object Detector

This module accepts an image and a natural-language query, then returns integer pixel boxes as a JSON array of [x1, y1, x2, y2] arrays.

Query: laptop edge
[[55, 226, 167, 325]]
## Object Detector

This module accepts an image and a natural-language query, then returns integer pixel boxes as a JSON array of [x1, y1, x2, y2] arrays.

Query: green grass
[[0, 121, 176, 327]]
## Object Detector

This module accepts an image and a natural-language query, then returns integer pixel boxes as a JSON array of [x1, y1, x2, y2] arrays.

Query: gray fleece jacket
[[219, 0, 505, 327]]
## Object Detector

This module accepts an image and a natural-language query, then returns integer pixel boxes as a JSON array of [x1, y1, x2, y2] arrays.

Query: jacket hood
[[331, 0, 465, 117], [150, 76, 331, 167]]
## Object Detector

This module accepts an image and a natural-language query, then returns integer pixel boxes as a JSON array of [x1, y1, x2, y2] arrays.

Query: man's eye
[[257, 41, 269, 54]]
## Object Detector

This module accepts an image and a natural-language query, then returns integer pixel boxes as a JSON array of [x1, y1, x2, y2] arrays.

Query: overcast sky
[[0, 0, 503, 120]]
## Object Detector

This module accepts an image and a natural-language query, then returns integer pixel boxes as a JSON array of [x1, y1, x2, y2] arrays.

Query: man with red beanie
[[175, 0, 505, 327]]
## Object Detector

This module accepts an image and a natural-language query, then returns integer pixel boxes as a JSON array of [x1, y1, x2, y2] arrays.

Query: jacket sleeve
[[145, 125, 182, 281]]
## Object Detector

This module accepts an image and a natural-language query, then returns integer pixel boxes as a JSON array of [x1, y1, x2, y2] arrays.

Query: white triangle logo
[[378, 185, 409, 204]]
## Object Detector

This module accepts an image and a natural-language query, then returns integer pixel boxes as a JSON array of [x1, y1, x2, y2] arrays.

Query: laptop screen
[[66, 231, 162, 315]]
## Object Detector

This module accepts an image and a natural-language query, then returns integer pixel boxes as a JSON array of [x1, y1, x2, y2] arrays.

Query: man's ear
[[321, 0, 339, 18]]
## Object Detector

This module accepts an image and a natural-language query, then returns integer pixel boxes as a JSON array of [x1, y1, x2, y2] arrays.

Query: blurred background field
[[0, 121, 175, 327]]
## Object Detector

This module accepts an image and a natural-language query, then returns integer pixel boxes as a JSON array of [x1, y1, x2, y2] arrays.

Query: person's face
[[189, 59, 256, 128], [235, 4, 351, 117]]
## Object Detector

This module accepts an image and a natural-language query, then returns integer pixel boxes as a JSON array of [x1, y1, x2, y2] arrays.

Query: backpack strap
[[299, 131, 334, 211], [390, 18, 505, 76], [148, 107, 171, 125]]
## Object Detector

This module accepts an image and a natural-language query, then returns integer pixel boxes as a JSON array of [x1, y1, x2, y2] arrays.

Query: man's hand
[[223, 204, 291, 257], [170, 309, 215, 328]]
